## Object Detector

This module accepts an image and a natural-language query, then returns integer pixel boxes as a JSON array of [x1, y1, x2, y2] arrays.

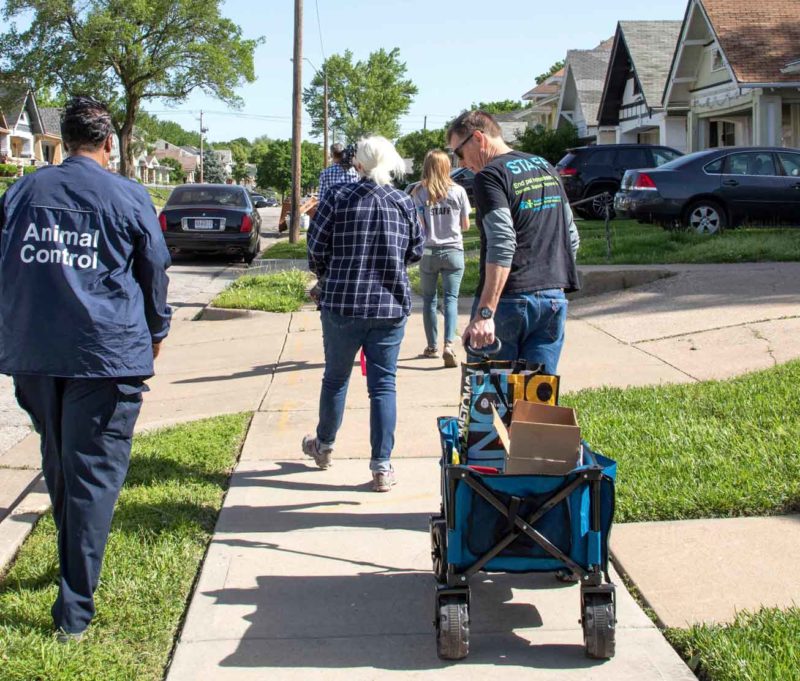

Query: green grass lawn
[[562, 359, 800, 524], [146, 187, 172, 211], [0, 413, 250, 681], [577, 219, 800, 265], [415, 219, 800, 298], [667, 608, 800, 681], [262, 238, 308, 259], [562, 361, 800, 681], [211, 270, 311, 313]]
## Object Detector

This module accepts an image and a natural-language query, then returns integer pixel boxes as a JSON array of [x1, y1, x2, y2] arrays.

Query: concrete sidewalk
[[167, 261, 800, 679]]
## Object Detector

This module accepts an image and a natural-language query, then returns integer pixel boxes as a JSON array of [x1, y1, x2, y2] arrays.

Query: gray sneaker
[[442, 344, 458, 368], [302, 435, 333, 469], [372, 468, 396, 492]]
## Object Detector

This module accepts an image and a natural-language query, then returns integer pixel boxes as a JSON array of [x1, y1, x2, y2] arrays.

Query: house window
[[711, 48, 725, 72]]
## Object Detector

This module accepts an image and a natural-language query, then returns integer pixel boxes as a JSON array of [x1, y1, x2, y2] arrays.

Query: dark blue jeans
[[317, 309, 407, 471], [470, 289, 568, 374], [13, 375, 144, 634]]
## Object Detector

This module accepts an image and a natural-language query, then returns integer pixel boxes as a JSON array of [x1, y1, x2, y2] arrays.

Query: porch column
[[660, 116, 688, 153], [753, 93, 782, 146]]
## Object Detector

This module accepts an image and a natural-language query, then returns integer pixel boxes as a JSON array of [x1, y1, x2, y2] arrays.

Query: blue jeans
[[317, 309, 407, 472], [470, 289, 568, 374], [419, 248, 465, 348]]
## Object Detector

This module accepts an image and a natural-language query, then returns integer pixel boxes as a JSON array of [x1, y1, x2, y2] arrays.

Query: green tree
[[137, 112, 202, 148], [395, 128, 447, 180], [231, 158, 250, 185], [256, 139, 323, 198], [249, 135, 271, 164], [515, 123, 579, 165], [1, 1, 261, 178], [159, 156, 184, 184], [303, 48, 417, 142], [535, 60, 565, 85], [470, 99, 526, 114], [202, 150, 226, 184]]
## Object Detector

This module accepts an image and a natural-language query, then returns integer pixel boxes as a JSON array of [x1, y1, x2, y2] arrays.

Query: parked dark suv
[[556, 144, 682, 219]]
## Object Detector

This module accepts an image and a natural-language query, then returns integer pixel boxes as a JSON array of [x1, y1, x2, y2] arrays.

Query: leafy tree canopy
[[136, 112, 202, 149], [303, 48, 417, 142], [470, 99, 528, 114], [0, 0, 261, 177], [256, 139, 323, 197], [515, 123, 579, 165], [535, 60, 565, 85], [395, 128, 447, 181]]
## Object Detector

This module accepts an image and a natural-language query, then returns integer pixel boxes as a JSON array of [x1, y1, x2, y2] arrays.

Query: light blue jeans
[[419, 247, 465, 348], [317, 309, 407, 472], [469, 289, 568, 374]]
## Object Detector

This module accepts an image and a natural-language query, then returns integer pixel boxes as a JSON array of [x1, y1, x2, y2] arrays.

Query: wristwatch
[[478, 306, 494, 320]]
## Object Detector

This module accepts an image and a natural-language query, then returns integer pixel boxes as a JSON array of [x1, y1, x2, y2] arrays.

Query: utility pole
[[424, 115, 427, 131], [290, 0, 303, 244], [199, 110, 204, 183]]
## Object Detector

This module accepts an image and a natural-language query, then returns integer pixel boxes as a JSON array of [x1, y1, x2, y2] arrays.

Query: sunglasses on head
[[452, 132, 475, 160]]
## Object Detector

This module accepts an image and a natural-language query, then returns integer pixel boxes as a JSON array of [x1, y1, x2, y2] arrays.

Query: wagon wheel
[[430, 519, 448, 583], [436, 595, 470, 660], [582, 592, 616, 659]]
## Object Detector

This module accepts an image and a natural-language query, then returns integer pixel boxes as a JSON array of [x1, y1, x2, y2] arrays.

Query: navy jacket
[[0, 156, 172, 378]]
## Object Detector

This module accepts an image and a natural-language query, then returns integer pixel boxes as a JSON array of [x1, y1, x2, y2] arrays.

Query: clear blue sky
[[148, 0, 690, 144]]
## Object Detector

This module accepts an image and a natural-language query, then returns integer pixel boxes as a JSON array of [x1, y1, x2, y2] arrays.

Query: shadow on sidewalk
[[205, 570, 598, 671]]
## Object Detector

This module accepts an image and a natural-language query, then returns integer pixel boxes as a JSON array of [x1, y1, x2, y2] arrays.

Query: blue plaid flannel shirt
[[317, 163, 360, 203], [307, 179, 424, 318]]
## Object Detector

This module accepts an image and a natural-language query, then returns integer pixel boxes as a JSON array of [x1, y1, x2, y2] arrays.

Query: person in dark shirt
[[304, 136, 423, 492], [446, 110, 580, 373], [0, 96, 171, 641]]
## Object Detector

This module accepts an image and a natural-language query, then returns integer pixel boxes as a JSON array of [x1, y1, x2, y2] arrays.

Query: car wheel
[[685, 200, 726, 235], [243, 239, 259, 264], [586, 189, 616, 220]]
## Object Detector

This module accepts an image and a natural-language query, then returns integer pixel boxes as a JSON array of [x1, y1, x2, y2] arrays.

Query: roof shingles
[[702, 0, 800, 83]]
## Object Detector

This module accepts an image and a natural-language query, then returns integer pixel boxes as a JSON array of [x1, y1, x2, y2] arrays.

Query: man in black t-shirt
[[446, 110, 580, 373]]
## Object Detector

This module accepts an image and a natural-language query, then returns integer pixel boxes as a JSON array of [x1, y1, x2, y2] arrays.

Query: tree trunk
[[118, 99, 139, 179]]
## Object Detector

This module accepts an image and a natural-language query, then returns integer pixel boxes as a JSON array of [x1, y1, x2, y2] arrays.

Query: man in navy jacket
[[0, 96, 171, 641]]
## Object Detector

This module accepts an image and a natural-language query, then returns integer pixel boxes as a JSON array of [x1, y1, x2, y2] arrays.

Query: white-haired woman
[[304, 136, 424, 492]]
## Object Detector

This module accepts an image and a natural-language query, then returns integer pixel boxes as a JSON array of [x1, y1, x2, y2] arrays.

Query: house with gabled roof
[[663, 0, 800, 151], [521, 67, 564, 130], [597, 21, 686, 151], [556, 39, 616, 143], [0, 89, 63, 166]]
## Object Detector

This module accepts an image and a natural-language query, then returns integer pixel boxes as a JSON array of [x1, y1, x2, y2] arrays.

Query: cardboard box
[[492, 401, 582, 475]]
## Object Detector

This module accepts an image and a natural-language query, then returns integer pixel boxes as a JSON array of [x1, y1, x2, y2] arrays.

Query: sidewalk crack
[[257, 314, 293, 410], [749, 326, 778, 366], [579, 319, 700, 383]]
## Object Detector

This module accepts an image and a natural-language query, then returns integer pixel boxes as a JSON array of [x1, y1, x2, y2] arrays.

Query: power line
[[315, 0, 326, 61]]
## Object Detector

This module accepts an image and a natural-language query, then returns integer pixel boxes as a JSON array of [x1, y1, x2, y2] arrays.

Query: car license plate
[[194, 219, 215, 230]]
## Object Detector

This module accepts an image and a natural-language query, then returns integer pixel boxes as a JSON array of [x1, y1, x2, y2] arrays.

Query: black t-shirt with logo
[[473, 150, 580, 295]]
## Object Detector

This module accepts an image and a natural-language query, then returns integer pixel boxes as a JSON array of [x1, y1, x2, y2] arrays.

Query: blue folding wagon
[[431, 416, 618, 660]]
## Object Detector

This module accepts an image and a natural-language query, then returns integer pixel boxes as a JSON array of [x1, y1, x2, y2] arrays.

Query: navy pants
[[13, 375, 145, 634]]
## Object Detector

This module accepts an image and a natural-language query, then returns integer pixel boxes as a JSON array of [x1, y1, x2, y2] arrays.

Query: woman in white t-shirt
[[413, 150, 471, 367]]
